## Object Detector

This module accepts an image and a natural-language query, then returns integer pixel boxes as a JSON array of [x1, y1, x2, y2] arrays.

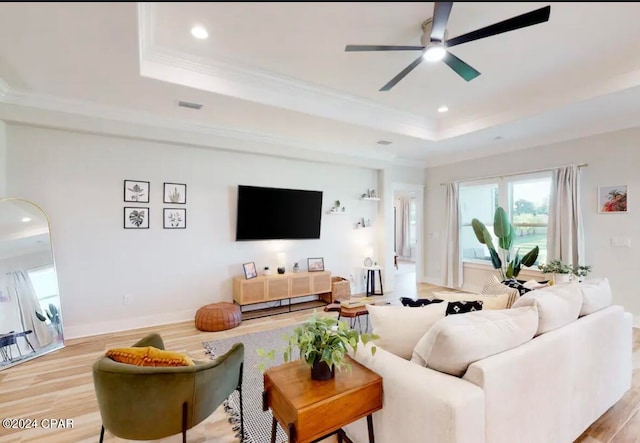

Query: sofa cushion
[[105, 346, 195, 367], [579, 278, 612, 316], [511, 281, 582, 335], [411, 306, 539, 376], [399, 297, 444, 307], [433, 290, 511, 310], [366, 303, 447, 360], [445, 300, 484, 315]]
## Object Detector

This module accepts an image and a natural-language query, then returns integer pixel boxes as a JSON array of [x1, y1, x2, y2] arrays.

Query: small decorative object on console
[[277, 266, 286, 275], [292, 262, 300, 273], [263, 266, 271, 276]]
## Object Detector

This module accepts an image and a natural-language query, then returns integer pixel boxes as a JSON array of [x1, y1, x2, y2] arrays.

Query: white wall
[[425, 127, 640, 319], [6, 124, 382, 337], [0, 120, 6, 197]]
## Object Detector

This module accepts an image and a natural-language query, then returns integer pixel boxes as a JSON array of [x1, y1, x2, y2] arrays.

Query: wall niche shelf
[[361, 197, 380, 201]]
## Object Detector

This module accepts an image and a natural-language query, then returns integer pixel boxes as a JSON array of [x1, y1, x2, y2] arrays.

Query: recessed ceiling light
[[437, 106, 449, 113], [22, 217, 31, 223], [376, 140, 392, 145], [191, 26, 208, 40]]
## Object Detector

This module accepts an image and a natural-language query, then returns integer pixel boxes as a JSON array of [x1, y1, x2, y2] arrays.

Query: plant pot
[[311, 359, 335, 381]]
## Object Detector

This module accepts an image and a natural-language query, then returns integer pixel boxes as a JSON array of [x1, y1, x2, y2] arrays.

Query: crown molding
[[0, 81, 397, 167], [137, 4, 435, 142]]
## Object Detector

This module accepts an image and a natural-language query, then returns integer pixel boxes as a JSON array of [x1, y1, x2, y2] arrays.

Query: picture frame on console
[[124, 179, 150, 203], [307, 257, 325, 272], [243, 262, 258, 279]]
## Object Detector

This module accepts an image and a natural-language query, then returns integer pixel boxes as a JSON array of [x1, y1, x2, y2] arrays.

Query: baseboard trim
[[64, 309, 195, 339]]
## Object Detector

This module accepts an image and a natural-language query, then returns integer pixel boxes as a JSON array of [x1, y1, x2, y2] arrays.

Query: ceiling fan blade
[[430, 2, 453, 42], [380, 55, 424, 91], [446, 5, 551, 48], [345, 44, 425, 52], [442, 52, 481, 82]]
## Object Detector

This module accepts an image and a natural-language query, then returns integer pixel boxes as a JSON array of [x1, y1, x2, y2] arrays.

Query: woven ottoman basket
[[195, 302, 242, 332]]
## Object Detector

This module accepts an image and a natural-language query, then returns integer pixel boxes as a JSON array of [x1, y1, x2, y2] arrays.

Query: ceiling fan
[[345, 2, 551, 91]]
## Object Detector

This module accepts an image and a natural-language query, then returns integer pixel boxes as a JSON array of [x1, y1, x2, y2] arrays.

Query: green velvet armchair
[[92, 333, 244, 443]]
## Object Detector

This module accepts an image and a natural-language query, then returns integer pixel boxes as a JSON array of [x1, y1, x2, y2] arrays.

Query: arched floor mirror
[[0, 198, 64, 370]]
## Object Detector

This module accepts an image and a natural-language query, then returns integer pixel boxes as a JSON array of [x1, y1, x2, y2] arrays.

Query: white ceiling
[[1, 2, 640, 166]]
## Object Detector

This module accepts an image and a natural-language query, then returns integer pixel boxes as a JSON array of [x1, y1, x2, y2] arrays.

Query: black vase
[[277, 267, 286, 274], [311, 359, 335, 381]]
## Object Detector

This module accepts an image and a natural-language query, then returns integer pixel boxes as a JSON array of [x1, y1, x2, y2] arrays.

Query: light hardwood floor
[[1, 281, 638, 443]]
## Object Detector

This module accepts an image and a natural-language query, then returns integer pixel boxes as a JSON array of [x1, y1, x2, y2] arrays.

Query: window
[[27, 266, 59, 313], [460, 173, 551, 265]]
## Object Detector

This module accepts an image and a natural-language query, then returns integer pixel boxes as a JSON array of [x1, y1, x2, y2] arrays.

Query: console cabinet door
[[311, 272, 331, 294], [267, 277, 290, 301]]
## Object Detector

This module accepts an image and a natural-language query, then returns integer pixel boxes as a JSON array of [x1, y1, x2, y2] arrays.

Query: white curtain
[[547, 165, 584, 265], [398, 197, 411, 258], [442, 183, 462, 288], [9, 271, 52, 349]]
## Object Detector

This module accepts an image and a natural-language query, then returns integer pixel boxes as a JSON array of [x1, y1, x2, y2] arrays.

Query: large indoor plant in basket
[[258, 311, 378, 380]]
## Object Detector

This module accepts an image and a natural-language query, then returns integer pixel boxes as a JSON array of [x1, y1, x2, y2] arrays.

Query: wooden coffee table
[[263, 355, 382, 443]]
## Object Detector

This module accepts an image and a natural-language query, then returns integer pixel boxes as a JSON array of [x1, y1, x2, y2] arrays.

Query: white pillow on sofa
[[511, 281, 582, 336], [366, 303, 447, 360], [410, 306, 539, 377], [579, 277, 612, 316]]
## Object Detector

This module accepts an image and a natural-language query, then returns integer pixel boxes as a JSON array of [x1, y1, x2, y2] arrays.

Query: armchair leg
[[238, 362, 244, 442], [99, 425, 105, 443], [182, 402, 187, 443]]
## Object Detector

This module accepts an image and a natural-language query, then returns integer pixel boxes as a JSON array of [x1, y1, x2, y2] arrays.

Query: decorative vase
[[293, 263, 300, 273], [311, 359, 335, 381], [277, 267, 286, 275]]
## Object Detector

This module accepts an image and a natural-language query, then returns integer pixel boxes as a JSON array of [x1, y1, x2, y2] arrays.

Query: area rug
[[203, 325, 296, 443]]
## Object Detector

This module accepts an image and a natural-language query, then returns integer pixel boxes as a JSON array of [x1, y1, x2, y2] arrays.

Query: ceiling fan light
[[423, 45, 446, 62]]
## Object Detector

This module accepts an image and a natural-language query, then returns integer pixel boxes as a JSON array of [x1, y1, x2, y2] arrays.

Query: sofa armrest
[[344, 342, 485, 443]]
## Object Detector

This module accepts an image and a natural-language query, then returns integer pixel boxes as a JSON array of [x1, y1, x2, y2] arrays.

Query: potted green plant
[[471, 206, 539, 280], [257, 311, 378, 380], [538, 260, 592, 283]]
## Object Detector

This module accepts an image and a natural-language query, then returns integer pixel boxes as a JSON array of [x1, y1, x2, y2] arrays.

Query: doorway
[[392, 185, 423, 297]]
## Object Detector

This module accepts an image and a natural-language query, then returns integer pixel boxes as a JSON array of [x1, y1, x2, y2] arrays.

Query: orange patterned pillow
[[105, 346, 195, 367]]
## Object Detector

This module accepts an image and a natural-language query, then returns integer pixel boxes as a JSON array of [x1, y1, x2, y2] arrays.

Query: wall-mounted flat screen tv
[[235, 185, 323, 241]]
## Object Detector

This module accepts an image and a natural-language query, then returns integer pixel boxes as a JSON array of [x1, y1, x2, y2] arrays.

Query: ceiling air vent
[[178, 100, 203, 110], [376, 140, 392, 145]]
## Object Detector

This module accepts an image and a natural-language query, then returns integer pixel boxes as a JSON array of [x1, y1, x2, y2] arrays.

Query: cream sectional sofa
[[344, 280, 633, 443]]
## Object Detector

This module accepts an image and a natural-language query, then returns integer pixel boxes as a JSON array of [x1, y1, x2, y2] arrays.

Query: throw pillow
[[399, 297, 444, 307], [432, 290, 511, 310], [481, 275, 519, 308], [579, 277, 612, 316], [511, 281, 582, 335], [521, 279, 550, 290], [106, 346, 195, 367], [502, 278, 532, 296], [366, 303, 447, 360], [445, 300, 483, 316], [410, 305, 539, 376]]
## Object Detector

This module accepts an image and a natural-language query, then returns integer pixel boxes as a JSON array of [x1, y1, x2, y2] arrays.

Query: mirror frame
[[0, 197, 65, 370]]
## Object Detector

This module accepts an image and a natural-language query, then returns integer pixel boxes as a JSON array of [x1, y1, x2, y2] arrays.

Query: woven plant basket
[[320, 276, 351, 303]]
